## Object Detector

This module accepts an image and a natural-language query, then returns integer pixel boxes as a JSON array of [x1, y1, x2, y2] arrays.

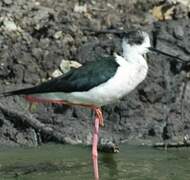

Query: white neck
[[123, 45, 146, 66]]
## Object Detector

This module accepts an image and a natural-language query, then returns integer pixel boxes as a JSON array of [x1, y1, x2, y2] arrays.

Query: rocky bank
[[0, 0, 190, 147]]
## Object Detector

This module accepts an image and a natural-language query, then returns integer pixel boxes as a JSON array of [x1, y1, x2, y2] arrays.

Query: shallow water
[[0, 144, 190, 180]]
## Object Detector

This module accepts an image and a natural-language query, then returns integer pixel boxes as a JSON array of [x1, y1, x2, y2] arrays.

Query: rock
[[51, 59, 82, 77], [51, 69, 62, 78], [15, 128, 38, 147], [54, 31, 63, 39], [0, 0, 190, 148], [74, 3, 87, 13], [3, 0, 12, 5], [173, 26, 184, 40], [39, 38, 50, 49], [169, 0, 190, 8], [32, 48, 43, 60], [59, 60, 81, 73], [98, 138, 119, 153], [62, 34, 74, 45], [139, 83, 165, 103], [3, 18, 18, 31]]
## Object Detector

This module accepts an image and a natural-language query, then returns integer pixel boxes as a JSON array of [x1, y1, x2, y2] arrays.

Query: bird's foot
[[94, 107, 104, 127]]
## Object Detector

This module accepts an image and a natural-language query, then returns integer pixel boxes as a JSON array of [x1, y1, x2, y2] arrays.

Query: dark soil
[[0, 0, 190, 147]]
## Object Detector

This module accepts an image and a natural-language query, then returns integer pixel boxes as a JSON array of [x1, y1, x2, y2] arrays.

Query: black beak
[[148, 47, 189, 64]]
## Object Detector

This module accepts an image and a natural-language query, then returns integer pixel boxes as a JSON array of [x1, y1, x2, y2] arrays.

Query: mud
[[0, 0, 190, 147]]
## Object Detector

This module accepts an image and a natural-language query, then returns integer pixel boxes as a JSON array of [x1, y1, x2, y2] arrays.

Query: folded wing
[[1, 56, 119, 97]]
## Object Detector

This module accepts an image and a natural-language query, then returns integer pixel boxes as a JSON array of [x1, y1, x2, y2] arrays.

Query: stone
[[173, 26, 184, 40], [3, 18, 18, 31], [3, 0, 12, 5]]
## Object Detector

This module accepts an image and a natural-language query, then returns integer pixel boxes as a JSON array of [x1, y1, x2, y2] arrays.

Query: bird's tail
[[0, 91, 12, 98], [0, 87, 68, 105], [0, 86, 67, 105], [0, 87, 39, 98]]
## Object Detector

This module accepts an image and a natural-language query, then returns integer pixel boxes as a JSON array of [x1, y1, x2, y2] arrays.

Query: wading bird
[[0, 30, 187, 180]]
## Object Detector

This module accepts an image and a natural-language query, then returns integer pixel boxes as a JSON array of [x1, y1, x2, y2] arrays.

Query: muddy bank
[[0, 0, 190, 147]]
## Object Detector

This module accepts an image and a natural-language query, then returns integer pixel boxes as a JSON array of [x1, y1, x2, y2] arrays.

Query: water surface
[[0, 144, 190, 180]]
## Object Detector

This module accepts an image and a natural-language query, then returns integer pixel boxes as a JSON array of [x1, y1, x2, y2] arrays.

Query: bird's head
[[122, 30, 188, 63], [122, 30, 151, 57]]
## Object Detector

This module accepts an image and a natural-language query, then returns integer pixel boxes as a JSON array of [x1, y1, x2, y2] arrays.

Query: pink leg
[[92, 107, 103, 180]]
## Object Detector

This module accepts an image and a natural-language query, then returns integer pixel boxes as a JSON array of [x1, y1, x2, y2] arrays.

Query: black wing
[[2, 56, 119, 96]]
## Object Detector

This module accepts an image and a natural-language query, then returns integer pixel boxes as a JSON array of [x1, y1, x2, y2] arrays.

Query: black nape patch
[[124, 31, 144, 45]]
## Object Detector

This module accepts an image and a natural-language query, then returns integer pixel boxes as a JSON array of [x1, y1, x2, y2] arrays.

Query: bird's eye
[[134, 38, 144, 44], [124, 31, 144, 45]]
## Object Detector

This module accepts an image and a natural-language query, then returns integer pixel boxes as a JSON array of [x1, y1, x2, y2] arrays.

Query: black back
[[4, 56, 119, 96]]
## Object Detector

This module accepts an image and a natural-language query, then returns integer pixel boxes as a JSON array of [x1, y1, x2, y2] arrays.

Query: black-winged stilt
[[0, 30, 188, 180]]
